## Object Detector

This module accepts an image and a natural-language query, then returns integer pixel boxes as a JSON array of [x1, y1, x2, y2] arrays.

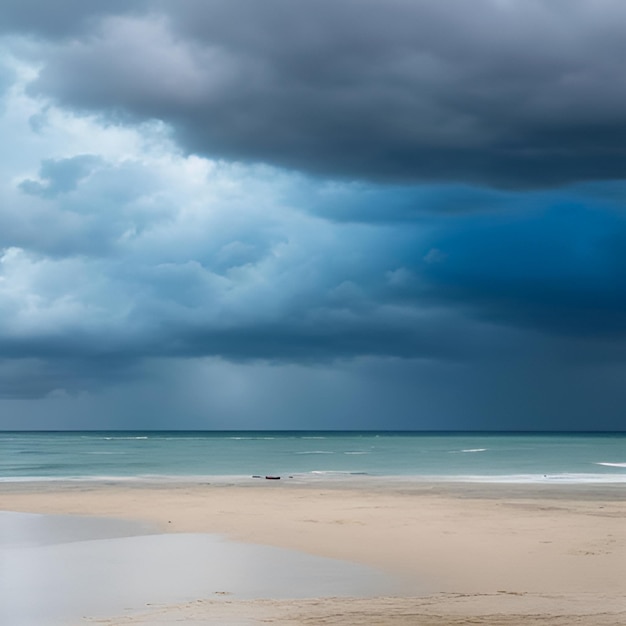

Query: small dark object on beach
[[265, 475, 281, 480], [252, 475, 262, 478]]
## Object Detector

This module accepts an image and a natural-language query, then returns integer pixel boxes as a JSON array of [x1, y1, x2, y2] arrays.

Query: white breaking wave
[[227, 437, 276, 440], [2, 471, 625, 485], [448, 472, 626, 484], [309, 471, 369, 476], [103, 437, 148, 440], [295, 451, 335, 454], [596, 462, 626, 468]]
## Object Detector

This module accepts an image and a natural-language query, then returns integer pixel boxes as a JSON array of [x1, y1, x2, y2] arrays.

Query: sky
[[1, 0, 625, 430]]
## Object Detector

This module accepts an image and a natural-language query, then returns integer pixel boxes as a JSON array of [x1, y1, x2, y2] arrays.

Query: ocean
[[1, 431, 625, 484]]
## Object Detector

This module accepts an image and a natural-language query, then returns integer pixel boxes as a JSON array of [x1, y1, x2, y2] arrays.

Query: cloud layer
[[9, 0, 626, 187], [0, 1, 625, 429]]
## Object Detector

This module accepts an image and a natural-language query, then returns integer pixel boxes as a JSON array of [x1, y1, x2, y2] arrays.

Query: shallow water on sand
[[0, 511, 399, 626]]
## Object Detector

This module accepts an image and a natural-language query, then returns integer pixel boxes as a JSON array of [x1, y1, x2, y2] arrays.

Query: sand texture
[[2, 481, 625, 625]]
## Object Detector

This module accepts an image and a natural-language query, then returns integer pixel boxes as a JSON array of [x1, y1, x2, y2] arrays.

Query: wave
[[596, 462, 626, 468], [163, 437, 211, 441], [226, 437, 276, 440], [0, 475, 144, 483], [309, 471, 369, 476], [449, 448, 487, 453], [438, 472, 626, 484], [2, 471, 626, 485], [295, 450, 335, 455], [344, 451, 369, 455], [0, 474, 260, 484]]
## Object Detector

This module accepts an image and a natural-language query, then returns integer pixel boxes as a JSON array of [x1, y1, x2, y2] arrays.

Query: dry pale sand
[[2, 480, 625, 625]]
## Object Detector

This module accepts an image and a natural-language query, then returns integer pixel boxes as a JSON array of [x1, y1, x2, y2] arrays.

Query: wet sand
[[2, 479, 625, 625], [1, 511, 395, 625]]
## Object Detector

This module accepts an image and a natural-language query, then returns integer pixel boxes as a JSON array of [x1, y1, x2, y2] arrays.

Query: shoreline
[[2, 475, 625, 499], [2, 480, 625, 624]]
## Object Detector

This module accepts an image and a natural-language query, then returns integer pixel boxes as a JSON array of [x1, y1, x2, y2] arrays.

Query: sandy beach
[[2, 480, 625, 625]]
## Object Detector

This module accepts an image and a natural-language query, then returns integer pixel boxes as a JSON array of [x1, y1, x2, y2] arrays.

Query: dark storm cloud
[[0, 356, 140, 399], [0, 0, 142, 38], [0, 305, 475, 383], [165, 310, 476, 364], [4, 149, 626, 392], [305, 183, 513, 223], [3, 2, 626, 432], [20, 0, 626, 187], [421, 203, 626, 336], [297, 182, 626, 342]]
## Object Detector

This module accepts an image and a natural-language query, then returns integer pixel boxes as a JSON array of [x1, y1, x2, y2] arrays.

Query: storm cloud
[[13, 0, 626, 188], [0, 1, 625, 429]]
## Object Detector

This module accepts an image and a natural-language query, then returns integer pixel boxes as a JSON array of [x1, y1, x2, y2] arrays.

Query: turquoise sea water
[[0, 431, 625, 484]]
